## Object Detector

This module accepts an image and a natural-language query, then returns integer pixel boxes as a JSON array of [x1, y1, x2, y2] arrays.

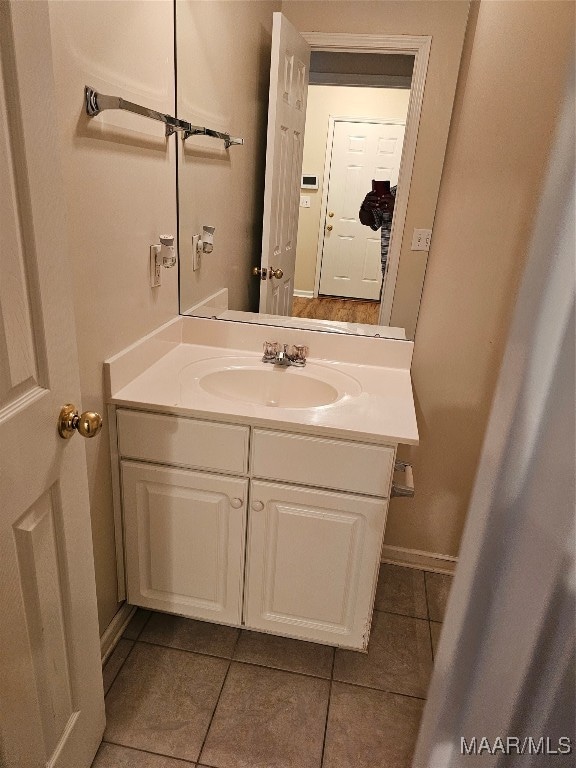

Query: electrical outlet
[[192, 234, 201, 271], [411, 228, 432, 251], [150, 245, 161, 287], [300, 195, 311, 208]]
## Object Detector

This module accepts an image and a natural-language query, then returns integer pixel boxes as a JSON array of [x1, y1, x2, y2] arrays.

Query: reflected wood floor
[[292, 296, 380, 325]]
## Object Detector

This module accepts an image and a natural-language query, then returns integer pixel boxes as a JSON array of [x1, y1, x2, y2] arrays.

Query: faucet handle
[[263, 341, 279, 361], [290, 344, 309, 365]]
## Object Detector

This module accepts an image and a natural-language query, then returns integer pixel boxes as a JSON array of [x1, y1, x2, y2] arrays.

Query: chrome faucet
[[262, 342, 308, 367]]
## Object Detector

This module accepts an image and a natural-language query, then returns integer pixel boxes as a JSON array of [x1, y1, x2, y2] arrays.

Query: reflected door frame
[[302, 33, 432, 327]]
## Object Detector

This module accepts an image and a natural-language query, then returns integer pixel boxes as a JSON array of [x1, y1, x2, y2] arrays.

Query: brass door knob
[[269, 267, 284, 279], [328, 211, 334, 217], [58, 404, 103, 439], [326, 224, 333, 231]]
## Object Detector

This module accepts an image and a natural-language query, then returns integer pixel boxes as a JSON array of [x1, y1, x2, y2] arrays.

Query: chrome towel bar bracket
[[84, 86, 244, 148]]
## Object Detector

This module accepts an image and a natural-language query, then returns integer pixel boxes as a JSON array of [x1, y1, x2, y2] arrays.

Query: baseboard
[[100, 603, 136, 665], [381, 544, 457, 575], [293, 289, 314, 299]]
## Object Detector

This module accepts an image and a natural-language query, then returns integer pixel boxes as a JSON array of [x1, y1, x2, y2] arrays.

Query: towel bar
[[84, 86, 243, 148]]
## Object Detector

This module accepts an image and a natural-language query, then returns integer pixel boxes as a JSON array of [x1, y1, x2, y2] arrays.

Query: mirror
[[176, 2, 470, 341]]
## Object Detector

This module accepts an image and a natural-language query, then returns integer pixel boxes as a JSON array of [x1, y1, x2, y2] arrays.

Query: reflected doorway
[[292, 52, 414, 327]]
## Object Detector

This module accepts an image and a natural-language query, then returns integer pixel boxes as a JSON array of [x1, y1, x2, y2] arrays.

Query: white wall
[[384, 0, 575, 561], [48, 1, 177, 633], [45, 0, 575, 632], [47, 0, 280, 636], [177, 0, 281, 315], [295, 85, 410, 294], [415, 64, 574, 767], [282, 0, 472, 340]]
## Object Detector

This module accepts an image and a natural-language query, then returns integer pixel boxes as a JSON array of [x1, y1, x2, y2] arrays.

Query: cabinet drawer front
[[244, 481, 388, 649], [117, 409, 249, 474], [251, 429, 394, 497], [122, 460, 248, 624]]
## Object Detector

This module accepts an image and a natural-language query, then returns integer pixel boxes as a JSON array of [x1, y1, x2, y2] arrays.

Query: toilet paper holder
[[391, 461, 415, 498]]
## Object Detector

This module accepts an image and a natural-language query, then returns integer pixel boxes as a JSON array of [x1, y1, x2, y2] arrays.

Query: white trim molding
[[100, 603, 136, 665], [293, 289, 314, 299], [108, 404, 126, 602], [302, 32, 432, 327], [309, 72, 412, 89], [381, 544, 458, 575]]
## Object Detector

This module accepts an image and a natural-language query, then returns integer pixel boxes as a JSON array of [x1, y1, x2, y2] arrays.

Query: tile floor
[[93, 565, 453, 768]]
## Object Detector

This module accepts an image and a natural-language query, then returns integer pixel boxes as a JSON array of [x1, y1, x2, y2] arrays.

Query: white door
[[0, 4, 104, 767], [244, 481, 388, 649], [319, 120, 405, 300], [259, 13, 310, 316], [122, 462, 248, 625]]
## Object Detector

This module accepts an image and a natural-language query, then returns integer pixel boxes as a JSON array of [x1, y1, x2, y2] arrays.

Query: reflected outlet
[[192, 234, 201, 271], [150, 245, 161, 287], [411, 228, 432, 251]]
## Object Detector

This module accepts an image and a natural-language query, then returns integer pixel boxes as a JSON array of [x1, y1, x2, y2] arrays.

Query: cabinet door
[[244, 481, 388, 649], [122, 461, 248, 625]]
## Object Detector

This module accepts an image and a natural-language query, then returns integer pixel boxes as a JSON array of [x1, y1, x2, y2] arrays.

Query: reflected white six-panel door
[[319, 119, 406, 300], [259, 13, 310, 316]]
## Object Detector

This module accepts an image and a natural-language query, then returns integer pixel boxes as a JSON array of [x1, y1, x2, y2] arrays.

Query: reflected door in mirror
[[260, 13, 310, 316], [319, 119, 405, 300]]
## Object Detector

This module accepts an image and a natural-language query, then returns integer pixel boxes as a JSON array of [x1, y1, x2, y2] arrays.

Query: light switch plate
[[411, 228, 432, 251], [300, 195, 311, 208]]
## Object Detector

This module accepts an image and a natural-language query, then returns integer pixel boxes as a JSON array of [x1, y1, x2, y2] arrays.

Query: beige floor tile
[[140, 612, 239, 658], [333, 611, 433, 698], [103, 638, 134, 695], [233, 629, 333, 678], [122, 608, 152, 640], [430, 621, 443, 658], [425, 572, 453, 622], [92, 742, 194, 767], [104, 642, 228, 762], [200, 662, 329, 768], [374, 564, 427, 618], [323, 682, 423, 768]]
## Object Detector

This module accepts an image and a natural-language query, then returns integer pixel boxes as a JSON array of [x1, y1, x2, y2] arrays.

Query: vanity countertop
[[105, 317, 419, 446]]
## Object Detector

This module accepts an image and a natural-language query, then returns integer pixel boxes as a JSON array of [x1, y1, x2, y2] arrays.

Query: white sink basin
[[180, 356, 361, 409]]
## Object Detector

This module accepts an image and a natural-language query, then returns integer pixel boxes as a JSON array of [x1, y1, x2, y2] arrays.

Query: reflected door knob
[[326, 224, 333, 231], [328, 211, 334, 217], [230, 497, 243, 509], [269, 267, 284, 279], [58, 404, 103, 439], [251, 501, 264, 512]]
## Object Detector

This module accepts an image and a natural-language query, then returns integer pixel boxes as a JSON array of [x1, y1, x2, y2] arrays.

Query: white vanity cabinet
[[117, 409, 250, 625], [114, 408, 396, 650], [121, 462, 248, 625], [244, 429, 394, 647], [245, 481, 388, 648]]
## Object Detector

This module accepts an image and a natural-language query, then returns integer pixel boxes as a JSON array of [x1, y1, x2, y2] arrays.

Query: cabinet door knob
[[230, 497, 243, 509], [251, 501, 264, 512]]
